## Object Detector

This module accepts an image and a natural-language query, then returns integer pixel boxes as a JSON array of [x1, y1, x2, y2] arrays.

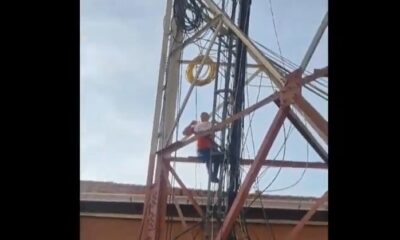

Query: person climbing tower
[[182, 112, 223, 183]]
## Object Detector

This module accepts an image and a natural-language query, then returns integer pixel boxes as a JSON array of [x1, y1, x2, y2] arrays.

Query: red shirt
[[193, 121, 213, 150], [197, 136, 212, 150]]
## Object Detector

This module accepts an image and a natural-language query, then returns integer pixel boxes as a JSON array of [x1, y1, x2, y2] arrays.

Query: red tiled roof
[[80, 180, 320, 201]]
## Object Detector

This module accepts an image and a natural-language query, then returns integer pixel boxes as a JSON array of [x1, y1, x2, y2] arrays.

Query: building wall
[[81, 216, 327, 240]]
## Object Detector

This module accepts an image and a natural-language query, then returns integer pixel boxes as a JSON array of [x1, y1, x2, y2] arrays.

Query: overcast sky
[[80, 0, 328, 197]]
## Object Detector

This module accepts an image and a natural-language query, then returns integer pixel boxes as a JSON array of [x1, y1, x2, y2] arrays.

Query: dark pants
[[197, 148, 223, 178]]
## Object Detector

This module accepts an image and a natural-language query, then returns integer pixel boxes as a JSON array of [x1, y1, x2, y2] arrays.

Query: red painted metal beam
[[293, 66, 328, 144], [215, 69, 304, 240], [166, 181, 195, 240], [139, 154, 157, 240], [162, 161, 204, 218], [156, 68, 326, 157], [274, 100, 328, 163], [215, 106, 290, 240], [169, 157, 327, 169], [275, 66, 328, 163], [139, 67, 326, 240], [302, 67, 328, 85], [294, 96, 328, 141], [156, 92, 280, 156], [141, 157, 170, 240], [285, 191, 328, 240]]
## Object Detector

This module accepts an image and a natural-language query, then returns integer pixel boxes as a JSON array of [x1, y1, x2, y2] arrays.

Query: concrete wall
[[81, 216, 327, 240]]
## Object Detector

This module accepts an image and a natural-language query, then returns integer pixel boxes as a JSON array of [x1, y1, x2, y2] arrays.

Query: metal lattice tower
[[139, 1, 328, 240]]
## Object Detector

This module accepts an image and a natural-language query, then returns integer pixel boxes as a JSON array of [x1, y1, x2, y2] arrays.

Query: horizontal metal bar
[[178, 60, 262, 68], [168, 157, 327, 169]]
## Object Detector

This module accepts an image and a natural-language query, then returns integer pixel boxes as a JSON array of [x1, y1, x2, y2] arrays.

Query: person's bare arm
[[182, 120, 197, 136]]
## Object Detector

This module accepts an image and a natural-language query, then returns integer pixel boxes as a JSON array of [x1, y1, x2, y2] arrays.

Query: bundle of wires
[[173, 0, 204, 33]]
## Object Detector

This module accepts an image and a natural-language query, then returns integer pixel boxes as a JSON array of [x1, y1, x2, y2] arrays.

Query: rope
[[186, 55, 217, 86]]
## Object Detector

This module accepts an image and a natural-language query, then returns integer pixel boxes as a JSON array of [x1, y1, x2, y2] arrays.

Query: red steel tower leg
[[215, 105, 290, 240], [285, 191, 328, 240], [141, 157, 170, 240], [215, 70, 302, 240]]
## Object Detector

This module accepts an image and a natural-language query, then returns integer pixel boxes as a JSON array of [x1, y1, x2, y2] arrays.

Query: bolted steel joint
[[279, 69, 303, 106]]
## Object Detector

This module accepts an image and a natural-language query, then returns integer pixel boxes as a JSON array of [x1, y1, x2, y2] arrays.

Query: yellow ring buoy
[[186, 55, 216, 86]]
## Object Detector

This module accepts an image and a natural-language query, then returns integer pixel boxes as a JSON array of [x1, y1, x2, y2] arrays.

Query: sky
[[80, 0, 328, 197]]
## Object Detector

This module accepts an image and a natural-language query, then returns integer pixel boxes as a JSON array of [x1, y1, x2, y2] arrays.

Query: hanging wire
[[188, 23, 328, 102], [173, 0, 204, 34], [258, 195, 277, 240], [309, 82, 328, 97], [314, 78, 328, 88], [253, 36, 328, 97], [245, 122, 294, 210], [241, 72, 263, 158], [176, 0, 326, 236], [245, 111, 291, 240], [268, 0, 285, 70], [266, 141, 309, 193], [266, 113, 311, 194], [255, 39, 329, 100], [257, 124, 294, 180]]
